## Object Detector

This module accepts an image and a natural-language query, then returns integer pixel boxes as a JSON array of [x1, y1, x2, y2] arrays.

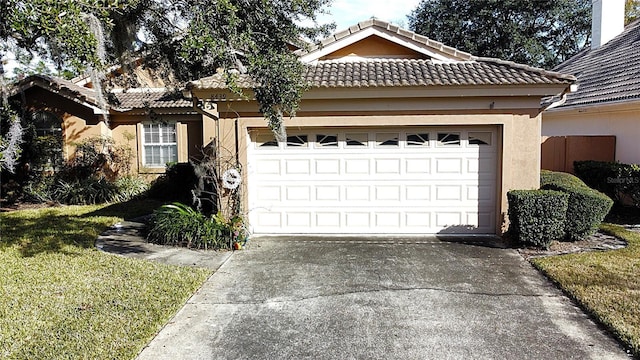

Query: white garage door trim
[[247, 126, 497, 235]]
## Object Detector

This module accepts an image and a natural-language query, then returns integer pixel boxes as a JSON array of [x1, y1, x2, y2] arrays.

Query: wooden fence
[[541, 136, 616, 174]]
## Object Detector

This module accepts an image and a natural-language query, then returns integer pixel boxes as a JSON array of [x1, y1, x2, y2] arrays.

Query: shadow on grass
[[83, 198, 164, 220], [0, 198, 164, 257], [1, 212, 108, 256]]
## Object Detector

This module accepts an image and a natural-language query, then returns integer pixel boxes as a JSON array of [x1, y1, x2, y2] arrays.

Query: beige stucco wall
[[214, 109, 542, 234], [543, 104, 640, 164], [62, 115, 111, 160]]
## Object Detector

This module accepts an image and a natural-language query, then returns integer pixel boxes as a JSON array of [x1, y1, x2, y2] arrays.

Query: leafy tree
[[628, 0, 640, 24], [408, 0, 592, 69], [0, 0, 332, 171]]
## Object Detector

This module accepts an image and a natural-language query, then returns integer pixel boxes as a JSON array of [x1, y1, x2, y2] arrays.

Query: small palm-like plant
[[147, 202, 231, 250]]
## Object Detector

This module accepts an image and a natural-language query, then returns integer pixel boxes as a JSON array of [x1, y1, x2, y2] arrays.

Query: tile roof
[[11, 74, 192, 111], [112, 90, 192, 109], [553, 19, 640, 108], [295, 19, 475, 61], [189, 58, 575, 90], [11, 74, 98, 105]]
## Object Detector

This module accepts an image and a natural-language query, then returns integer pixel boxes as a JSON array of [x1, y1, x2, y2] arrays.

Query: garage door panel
[[256, 186, 281, 201], [256, 159, 281, 175], [344, 159, 370, 174], [405, 158, 431, 174], [375, 186, 401, 201], [315, 159, 340, 174], [285, 186, 311, 201], [375, 212, 401, 227], [315, 186, 341, 201], [435, 185, 462, 201], [406, 185, 431, 200], [375, 159, 402, 174], [286, 213, 312, 227], [405, 212, 431, 227], [345, 213, 371, 227], [435, 158, 464, 174], [248, 127, 497, 235]]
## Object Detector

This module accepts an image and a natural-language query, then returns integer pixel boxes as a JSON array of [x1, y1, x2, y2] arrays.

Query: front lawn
[[0, 201, 211, 359], [532, 224, 640, 357]]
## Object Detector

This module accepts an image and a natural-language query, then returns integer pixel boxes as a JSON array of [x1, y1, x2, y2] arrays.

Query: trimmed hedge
[[540, 170, 613, 241], [507, 190, 569, 248], [574, 160, 640, 207]]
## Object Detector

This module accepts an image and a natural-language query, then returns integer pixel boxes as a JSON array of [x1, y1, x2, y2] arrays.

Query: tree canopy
[[0, 0, 332, 170], [408, 0, 592, 69]]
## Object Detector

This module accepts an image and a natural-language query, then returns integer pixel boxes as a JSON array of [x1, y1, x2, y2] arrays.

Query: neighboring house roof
[[553, 19, 640, 108], [11, 74, 192, 112]]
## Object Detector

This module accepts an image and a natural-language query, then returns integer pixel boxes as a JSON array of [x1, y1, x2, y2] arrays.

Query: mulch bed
[[517, 231, 628, 259]]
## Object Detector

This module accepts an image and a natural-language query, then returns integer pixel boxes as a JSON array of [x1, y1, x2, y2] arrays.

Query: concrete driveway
[[137, 236, 629, 359]]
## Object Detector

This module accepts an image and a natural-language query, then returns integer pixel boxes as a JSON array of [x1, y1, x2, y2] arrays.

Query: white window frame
[[141, 122, 178, 167]]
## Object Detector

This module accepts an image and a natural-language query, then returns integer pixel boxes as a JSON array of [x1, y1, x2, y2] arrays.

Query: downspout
[[541, 84, 579, 112]]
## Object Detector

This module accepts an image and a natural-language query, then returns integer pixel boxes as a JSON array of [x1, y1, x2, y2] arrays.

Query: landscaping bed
[[0, 201, 211, 359]]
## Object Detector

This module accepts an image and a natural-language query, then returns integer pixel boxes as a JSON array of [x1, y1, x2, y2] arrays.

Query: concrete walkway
[[124, 235, 629, 360], [96, 220, 231, 270]]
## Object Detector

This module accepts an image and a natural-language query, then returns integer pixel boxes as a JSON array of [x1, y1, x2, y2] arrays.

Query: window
[[32, 111, 62, 137], [316, 134, 338, 147], [256, 133, 278, 148], [345, 133, 368, 147], [31, 111, 63, 171], [407, 133, 430, 147], [437, 132, 460, 146], [286, 135, 308, 147], [468, 132, 492, 146], [376, 133, 399, 147], [143, 122, 177, 167]]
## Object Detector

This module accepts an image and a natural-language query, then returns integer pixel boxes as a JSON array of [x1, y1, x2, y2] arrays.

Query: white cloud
[[317, 0, 421, 31]]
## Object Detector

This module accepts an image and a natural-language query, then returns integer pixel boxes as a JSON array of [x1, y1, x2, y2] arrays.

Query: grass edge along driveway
[[0, 203, 212, 360], [532, 224, 640, 358]]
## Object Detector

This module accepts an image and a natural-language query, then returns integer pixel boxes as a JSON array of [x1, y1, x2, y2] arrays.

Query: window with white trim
[[142, 122, 177, 166]]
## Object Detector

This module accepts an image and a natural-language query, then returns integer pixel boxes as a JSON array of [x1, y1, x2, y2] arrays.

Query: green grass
[[0, 200, 212, 359], [532, 223, 640, 357]]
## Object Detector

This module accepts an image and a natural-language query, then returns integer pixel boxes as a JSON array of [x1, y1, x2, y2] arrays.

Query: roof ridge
[[296, 19, 475, 61]]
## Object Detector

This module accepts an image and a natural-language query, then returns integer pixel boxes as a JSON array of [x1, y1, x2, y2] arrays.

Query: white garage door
[[247, 127, 497, 235]]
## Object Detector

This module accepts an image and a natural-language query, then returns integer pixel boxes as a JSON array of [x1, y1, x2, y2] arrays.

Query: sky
[[316, 0, 422, 31]]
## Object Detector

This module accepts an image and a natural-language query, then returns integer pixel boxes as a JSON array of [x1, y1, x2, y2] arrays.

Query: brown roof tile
[[113, 91, 192, 109], [190, 58, 574, 90], [12, 74, 192, 111]]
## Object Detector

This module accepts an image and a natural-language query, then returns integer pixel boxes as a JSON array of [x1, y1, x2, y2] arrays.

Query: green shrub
[[146, 202, 243, 250], [113, 176, 149, 202], [541, 170, 613, 241], [147, 163, 199, 203], [574, 160, 640, 206], [507, 190, 569, 248], [24, 176, 148, 205]]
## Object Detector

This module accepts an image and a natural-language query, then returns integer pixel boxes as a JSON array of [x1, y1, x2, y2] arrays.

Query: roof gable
[[320, 35, 429, 60], [298, 19, 474, 63], [552, 19, 640, 108]]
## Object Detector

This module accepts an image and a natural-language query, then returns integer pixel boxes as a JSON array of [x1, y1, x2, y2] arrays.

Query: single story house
[[543, 0, 640, 167], [10, 73, 208, 177], [11, 20, 575, 236], [188, 19, 575, 236]]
